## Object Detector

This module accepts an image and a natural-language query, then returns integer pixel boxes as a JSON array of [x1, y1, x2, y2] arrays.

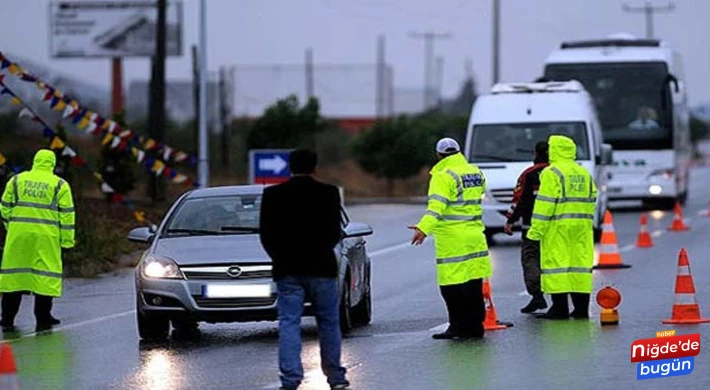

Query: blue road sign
[[249, 149, 292, 184]]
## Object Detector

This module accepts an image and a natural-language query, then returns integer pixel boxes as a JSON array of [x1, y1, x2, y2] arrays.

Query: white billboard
[[49, 1, 183, 58]]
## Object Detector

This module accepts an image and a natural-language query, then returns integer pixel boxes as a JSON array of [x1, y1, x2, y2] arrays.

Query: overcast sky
[[1, 0, 709, 105]]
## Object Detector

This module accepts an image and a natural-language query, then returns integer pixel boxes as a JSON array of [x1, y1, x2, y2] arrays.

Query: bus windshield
[[469, 122, 590, 163], [544, 62, 672, 150]]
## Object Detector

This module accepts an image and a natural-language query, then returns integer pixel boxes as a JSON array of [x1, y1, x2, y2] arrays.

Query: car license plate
[[203, 284, 271, 298]]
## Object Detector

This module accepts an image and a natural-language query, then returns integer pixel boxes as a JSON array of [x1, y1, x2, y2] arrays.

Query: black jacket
[[505, 160, 549, 229], [259, 176, 342, 280]]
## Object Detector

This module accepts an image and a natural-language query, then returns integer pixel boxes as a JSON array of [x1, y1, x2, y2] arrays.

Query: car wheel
[[339, 276, 353, 335], [137, 310, 169, 341], [350, 269, 372, 326]]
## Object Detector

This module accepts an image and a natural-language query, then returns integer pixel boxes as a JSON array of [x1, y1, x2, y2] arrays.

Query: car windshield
[[165, 194, 261, 236], [469, 122, 590, 162], [544, 62, 672, 150]]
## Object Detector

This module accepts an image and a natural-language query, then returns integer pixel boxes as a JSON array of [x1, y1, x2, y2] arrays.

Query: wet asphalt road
[[5, 168, 710, 390]]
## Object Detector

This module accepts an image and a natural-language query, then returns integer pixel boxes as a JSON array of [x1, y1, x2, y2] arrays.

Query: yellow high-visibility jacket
[[527, 135, 597, 294], [0, 150, 75, 297], [416, 153, 492, 286]]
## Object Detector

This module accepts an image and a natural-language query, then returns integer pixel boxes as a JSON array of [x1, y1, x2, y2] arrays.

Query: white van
[[463, 81, 612, 243]]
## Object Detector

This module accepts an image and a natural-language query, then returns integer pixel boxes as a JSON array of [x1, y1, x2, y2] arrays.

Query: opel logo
[[226, 266, 243, 278]]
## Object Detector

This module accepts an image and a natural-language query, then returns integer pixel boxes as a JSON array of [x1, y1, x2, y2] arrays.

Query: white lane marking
[[697, 210, 709, 217], [0, 309, 135, 343], [619, 244, 635, 253], [370, 241, 416, 258], [651, 230, 663, 238]]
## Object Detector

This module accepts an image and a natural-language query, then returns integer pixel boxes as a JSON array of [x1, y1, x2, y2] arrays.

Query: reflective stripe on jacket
[[0, 150, 75, 297], [527, 135, 596, 294], [416, 153, 492, 286]]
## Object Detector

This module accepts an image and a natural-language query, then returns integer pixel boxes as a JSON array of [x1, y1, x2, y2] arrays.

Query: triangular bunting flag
[[53, 99, 67, 112], [162, 167, 173, 178], [77, 116, 90, 130], [152, 160, 165, 176], [49, 136, 66, 150], [10, 97, 21, 105], [71, 156, 86, 166], [174, 152, 189, 162], [162, 147, 173, 161], [7, 63, 19, 74], [144, 139, 157, 150], [18, 107, 33, 119], [85, 121, 97, 134], [111, 193, 125, 203], [110, 136, 121, 149], [61, 146, 77, 158], [42, 127, 54, 138], [134, 211, 146, 223], [62, 104, 75, 119], [107, 120, 117, 134], [100, 182, 114, 193], [101, 133, 113, 146], [119, 130, 132, 138], [172, 174, 187, 184], [136, 150, 146, 163], [0, 153, 6, 167]]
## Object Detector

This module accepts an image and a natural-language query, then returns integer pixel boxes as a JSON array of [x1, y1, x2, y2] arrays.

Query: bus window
[[544, 62, 672, 151]]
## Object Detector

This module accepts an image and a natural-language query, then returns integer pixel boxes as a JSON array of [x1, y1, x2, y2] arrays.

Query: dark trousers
[[549, 293, 590, 315], [0, 292, 54, 325], [439, 278, 485, 336], [521, 229, 542, 297]]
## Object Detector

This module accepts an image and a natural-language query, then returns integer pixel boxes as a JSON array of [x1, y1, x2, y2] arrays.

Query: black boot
[[520, 294, 548, 314], [536, 293, 570, 319], [570, 293, 590, 319]]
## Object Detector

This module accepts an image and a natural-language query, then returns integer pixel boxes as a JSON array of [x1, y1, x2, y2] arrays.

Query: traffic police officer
[[527, 135, 596, 319], [409, 138, 492, 339], [0, 149, 76, 332]]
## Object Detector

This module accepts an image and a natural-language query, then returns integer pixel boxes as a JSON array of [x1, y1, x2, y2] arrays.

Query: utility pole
[[305, 48, 314, 99], [198, 0, 209, 188], [376, 35, 386, 118], [147, 0, 167, 203], [622, 1, 675, 39], [491, 0, 500, 86], [409, 31, 451, 110], [435, 56, 444, 109]]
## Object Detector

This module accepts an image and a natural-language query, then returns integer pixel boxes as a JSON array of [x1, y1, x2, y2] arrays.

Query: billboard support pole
[[198, 0, 209, 188], [111, 57, 123, 114]]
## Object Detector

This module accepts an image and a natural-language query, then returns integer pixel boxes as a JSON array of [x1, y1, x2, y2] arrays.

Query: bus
[[542, 34, 692, 209]]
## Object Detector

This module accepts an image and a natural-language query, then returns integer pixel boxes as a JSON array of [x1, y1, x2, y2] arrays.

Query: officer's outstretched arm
[[58, 182, 76, 249], [526, 168, 560, 241], [416, 173, 451, 236], [0, 176, 16, 230]]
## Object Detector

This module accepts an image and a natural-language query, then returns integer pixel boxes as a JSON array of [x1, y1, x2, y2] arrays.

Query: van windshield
[[469, 122, 590, 163]]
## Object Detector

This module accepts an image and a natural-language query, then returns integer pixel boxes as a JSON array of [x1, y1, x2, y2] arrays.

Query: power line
[[409, 31, 451, 110], [622, 1, 675, 39]]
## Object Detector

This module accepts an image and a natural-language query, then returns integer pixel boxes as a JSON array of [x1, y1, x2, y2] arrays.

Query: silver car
[[127, 185, 374, 341]]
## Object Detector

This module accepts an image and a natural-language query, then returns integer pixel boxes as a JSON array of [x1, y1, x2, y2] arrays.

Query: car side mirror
[[666, 74, 680, 94], [600, 143, 613, 165], [344, 222, 373, 238], [128, 227, 155, 243]]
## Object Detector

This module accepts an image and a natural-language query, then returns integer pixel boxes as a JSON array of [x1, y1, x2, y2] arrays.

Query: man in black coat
[[259, 149, 349, 390]]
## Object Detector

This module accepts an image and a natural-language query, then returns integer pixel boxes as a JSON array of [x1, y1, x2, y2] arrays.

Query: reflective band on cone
[[636, 213, 653, 248], [663, 249, 709, 324], [594, 210, 631, 269], [668, 202, 690, 231]]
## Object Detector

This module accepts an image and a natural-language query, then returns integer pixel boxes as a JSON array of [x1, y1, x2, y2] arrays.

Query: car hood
[[153, 234, 270, 265]]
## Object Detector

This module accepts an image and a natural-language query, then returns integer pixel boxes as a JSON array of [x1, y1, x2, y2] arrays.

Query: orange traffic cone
[[594, 210, 631, 269], [482, 279, 511, 330], [636, 213, 653, 248], [0, 344, 19, 390], [668, 202, 689, 231], [663, 249, 710, 324]]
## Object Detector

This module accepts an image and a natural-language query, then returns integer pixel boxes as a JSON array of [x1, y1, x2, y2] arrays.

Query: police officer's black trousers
[[439, 278, 485, 336], [0, 292, 53, 326]]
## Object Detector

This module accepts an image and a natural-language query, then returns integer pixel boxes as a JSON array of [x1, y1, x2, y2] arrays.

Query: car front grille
[[193, 296, 276, 308], [181, 264, 272, 281], [491, 188, 515, 203]]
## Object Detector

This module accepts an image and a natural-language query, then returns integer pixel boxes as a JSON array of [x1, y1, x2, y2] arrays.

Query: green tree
[[442, 77, 477, 117], [352, 117, 431, 196], [246, 95, 327, 150]]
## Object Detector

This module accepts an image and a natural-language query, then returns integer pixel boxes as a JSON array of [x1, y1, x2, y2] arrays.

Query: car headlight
[[141, 256, 183, 279], [648, 168, 674, 181]]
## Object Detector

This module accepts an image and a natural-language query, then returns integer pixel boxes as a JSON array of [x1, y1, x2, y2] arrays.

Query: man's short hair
[[289, 149, 318, 174], [535, 141, 549, 156]]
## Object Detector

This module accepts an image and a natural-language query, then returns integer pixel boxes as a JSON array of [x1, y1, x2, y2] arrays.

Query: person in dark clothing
[[504, 141, 550, 314], [259, 149, 349, 390]]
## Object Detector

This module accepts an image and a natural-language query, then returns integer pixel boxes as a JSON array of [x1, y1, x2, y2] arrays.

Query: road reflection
[[133, 346, 185, 390]]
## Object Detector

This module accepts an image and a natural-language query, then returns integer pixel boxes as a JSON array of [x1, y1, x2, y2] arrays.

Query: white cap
[[436, 138, 460, 154]]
